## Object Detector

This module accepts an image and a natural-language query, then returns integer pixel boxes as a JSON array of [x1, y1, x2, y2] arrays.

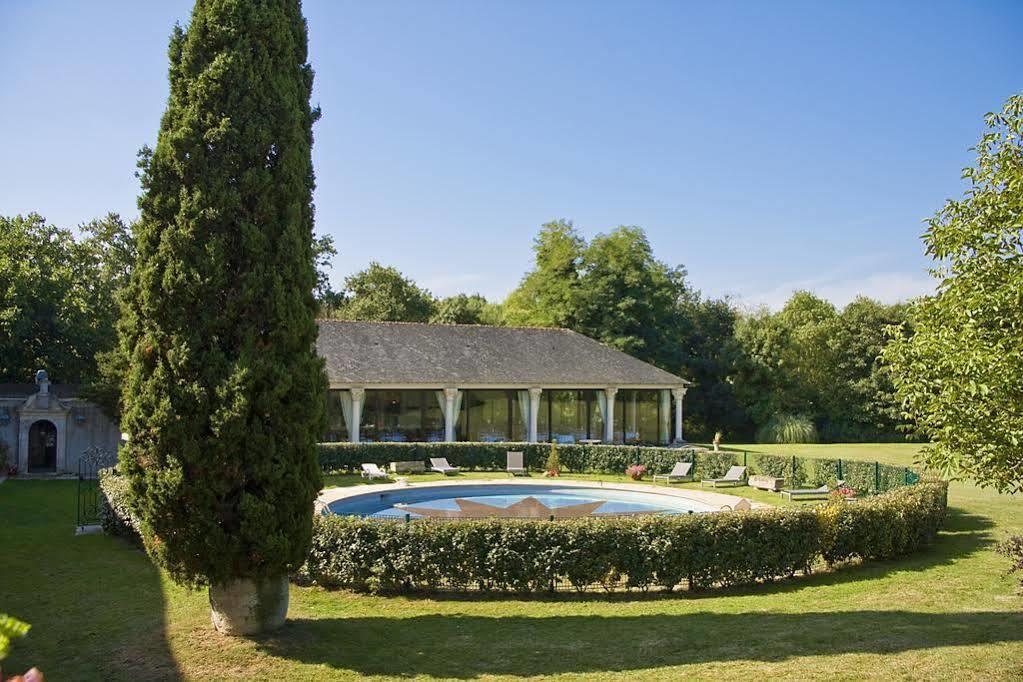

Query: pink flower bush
[[626, 464, 647, 481]]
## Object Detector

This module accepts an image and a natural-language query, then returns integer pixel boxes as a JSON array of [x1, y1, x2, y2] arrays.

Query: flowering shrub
[[626, 464, 647, 481], [545, 443, 561, 477]]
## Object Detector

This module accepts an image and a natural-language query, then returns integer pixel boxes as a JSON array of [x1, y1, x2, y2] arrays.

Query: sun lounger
[[360, 463, 389, 480], [780, 484, 831, 500], [430, 457, 460, 475], [701, 465, 747, 488], [652, 461, 693, 483]]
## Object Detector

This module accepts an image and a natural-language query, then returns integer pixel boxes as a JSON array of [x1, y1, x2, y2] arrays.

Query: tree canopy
[[0, 212, 132, 385], [118, 0, 326, 586], [884, 94, 1023, 493]]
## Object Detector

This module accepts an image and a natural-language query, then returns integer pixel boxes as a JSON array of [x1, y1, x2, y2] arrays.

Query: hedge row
[[320, 442, 736, 479], [300, 481, 947, 594], [318, 442, 916, 493]]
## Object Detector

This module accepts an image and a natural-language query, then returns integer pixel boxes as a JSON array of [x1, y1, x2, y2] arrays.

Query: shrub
[[302, 482, 946, 594], [99, 469, 141, 542], [757, 414, 819, 444], [0, 441, 8, 472], [626, 464, 647, 481], [818, 481, 947, 564], [997, 535, 1023, 592], [545, 443, 562, 475]]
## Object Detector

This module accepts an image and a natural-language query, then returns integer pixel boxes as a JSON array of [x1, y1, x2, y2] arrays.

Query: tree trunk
[[209, 575, 289, 636]]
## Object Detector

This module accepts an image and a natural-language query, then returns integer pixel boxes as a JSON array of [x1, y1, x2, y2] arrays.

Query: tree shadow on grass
[[0, 481, 180, 681], [258, 609, 1023, 678]]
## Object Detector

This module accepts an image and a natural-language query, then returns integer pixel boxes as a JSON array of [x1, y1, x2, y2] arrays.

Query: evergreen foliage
[[118, 0, 326, 587]]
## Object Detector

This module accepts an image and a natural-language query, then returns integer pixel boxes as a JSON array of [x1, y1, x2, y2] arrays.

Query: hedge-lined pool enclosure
[[301, 482, 947, 594], [318, 442, 920, 495]]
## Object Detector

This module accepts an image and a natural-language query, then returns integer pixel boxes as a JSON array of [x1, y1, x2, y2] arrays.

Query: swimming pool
[[325, 483, 716, 519]]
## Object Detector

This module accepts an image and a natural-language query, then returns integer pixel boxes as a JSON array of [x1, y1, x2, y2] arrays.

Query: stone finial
[[35, 369, 50, 395]]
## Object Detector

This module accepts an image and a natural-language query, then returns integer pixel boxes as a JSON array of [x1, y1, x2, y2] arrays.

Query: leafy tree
[[329, 262, 436, 322], [118, 0, 326, 629], [733, 292, 908, 441], [884, 94, 1023, 493], [431, 293, 488, 324], [0, 213, 130, 385], [502, 220, 585, 328], [575, 226, 690, 369]]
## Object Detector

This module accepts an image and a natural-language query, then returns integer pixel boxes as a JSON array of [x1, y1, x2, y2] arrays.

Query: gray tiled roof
[[316, 320, 688, 387]]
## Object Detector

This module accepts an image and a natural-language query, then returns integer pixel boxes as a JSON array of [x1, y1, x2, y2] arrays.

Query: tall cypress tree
[[119, 0, 325, 622]]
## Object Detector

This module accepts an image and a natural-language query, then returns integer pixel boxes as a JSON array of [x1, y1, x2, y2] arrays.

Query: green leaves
[[120, 0, 326, 586], [302, 482, 947, 594], [0, 614, 30, 661], [883, 94, 1023, 494]]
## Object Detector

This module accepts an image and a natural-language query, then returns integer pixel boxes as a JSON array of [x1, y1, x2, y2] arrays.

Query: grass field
[[1, 444, 1021, 680]]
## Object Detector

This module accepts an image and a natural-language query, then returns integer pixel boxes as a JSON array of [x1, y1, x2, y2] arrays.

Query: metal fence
[[76, 446, 117, 529]]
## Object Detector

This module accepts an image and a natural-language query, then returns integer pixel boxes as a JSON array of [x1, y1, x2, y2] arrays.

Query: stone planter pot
[[209, 575, 289, 635]]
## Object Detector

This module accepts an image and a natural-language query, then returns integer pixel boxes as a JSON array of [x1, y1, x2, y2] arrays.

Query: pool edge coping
[[317, 477, 772, 514]]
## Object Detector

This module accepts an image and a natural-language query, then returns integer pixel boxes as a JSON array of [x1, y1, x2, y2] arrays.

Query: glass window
[[323, 390, 348, 442], [549, 390, 585, 443], [614, 389, 666, 445], [458, 390, 525, 442]]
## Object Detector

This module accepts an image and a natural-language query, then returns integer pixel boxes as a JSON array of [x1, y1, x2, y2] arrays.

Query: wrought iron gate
[[76, 446, 117, 530]]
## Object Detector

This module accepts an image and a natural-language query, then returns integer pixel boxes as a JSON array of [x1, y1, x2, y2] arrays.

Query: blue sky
[[2, 1, 1020, 309]]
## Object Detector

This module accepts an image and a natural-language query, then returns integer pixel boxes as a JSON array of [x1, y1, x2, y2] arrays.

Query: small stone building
[[0, 370, 121, 475]]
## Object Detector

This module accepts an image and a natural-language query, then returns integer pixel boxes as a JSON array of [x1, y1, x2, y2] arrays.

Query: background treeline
[[320, 220, 914, 443], [1, 214, 912, 442]]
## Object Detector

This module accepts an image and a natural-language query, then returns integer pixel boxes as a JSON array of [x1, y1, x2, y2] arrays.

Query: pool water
[[326, 484, 714, 518]]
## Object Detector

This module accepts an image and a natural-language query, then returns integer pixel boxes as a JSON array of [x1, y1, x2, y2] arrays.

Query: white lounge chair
[[701, 465, 747, 488], [430, 457, 460, 475], [652, 461, 693, 484], [360, 463, 389, 480], [780, 480, 843, 501], [506, 451, 527, 476]]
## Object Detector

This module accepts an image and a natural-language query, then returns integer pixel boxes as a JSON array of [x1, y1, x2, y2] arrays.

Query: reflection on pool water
[[326, 484, 715, 519]]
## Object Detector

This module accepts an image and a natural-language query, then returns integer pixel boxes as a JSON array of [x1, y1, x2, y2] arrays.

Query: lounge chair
[[360, 463, 389, 480], [780, 480, 843, 501], [430, 457, 460, 475], [652, 461, 693, 484], [506, 451, 527, 476], [701, 465, 747, 488]]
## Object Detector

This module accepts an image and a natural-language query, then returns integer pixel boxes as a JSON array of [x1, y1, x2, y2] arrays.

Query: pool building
[[317, 320, 691, 446]]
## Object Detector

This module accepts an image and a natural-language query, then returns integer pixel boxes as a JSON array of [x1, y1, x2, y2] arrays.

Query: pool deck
[[317, 477, 771, 513]]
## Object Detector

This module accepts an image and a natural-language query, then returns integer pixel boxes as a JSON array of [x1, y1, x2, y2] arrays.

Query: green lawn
[[2, 444, 1021, 680]]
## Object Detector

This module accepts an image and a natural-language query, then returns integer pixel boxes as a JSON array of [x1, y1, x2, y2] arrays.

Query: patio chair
[[506, 451, 527, 476], [360, 463, 389, 480], [429, 457, 460, 475], [780, 480, 843, 501], [652, 461, 693, 484], [700, 465, 747, 488]]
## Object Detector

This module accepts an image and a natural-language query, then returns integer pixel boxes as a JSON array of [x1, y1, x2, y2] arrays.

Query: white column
[[443, 387, 459, 442], [349, 388, 365, 444], [673, 387, 687, 442], [604, 387, 617, 443], [528, 387, 542, 442]]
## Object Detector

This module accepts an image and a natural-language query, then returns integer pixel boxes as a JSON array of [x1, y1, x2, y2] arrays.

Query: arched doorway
[[28, 420, 57, 472]]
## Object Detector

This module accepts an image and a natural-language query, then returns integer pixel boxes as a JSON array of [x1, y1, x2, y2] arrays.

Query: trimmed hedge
[[319, 442, 917, 494], [319, 442, 737, 479], [98, 469, 141, 542], [301, 481, 947, 594]]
